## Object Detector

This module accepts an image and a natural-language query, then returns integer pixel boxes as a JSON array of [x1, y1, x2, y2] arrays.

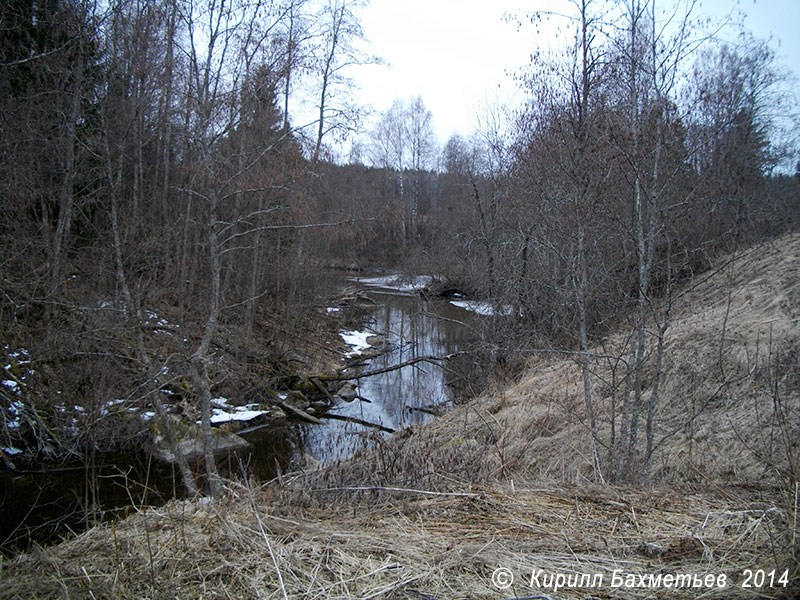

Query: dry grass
[[2, 481, 797, 599]]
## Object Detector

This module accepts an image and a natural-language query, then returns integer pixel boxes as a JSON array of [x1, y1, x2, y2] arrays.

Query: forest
[[2, 0, 800, 574]]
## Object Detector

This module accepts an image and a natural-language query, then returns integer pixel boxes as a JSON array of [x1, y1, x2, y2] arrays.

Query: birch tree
[[367, 96, 437, 241], [513, 0, 612, 480], [608, 0, 699, 482], [311, 0, 373, 162]]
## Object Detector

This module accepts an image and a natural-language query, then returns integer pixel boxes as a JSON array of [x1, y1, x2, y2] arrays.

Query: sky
[[344, 0, 800, 152]]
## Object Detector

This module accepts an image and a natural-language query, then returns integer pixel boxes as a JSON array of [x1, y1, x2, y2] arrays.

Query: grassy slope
[[2, 235, 799, 599]]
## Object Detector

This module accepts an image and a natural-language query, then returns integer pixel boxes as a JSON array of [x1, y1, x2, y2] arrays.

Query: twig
[[360, 575, 421, 600], [313, 486, 480, 498], [701, 507, 781, 529]]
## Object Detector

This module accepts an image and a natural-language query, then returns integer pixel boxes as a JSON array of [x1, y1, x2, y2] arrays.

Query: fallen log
[[407, 405, 442, 416], [321, 413, 395, 433], [320, 354, 452, 382], [268, 395, 323, 425]]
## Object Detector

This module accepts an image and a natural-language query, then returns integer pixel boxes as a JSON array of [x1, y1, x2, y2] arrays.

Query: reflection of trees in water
[[310, 292, 473, 463], [2, 293, 472, 554], [240, 291, 475, 477], [1, 449, 182, 556]]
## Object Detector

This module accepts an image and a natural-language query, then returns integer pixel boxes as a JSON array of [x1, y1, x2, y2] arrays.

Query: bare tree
[[518, 0, 610, 480], [367, 96, 438, 241], [407, 96, 437, 238], [311, 0, 373, 163], [48, 2, 99, 294], [688, 34, 789, 246], [179, 0, 290, 496], [506, 0, 758, 483], [369, 98, 408, 171], [279, 0, 315, 131], [609, 0, 702, 483]]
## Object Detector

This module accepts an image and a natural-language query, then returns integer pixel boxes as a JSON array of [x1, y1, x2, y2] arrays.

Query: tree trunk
[[51, 53, 84, 292], [576, 223, 604, 481], [471, 179, 495, 298], [193, 194, 224, 497]]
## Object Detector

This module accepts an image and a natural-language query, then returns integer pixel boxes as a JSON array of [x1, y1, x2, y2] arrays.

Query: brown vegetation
[[2, 0, 800, 595], [2, 228, 798, 600], [305, 234, 800, 489], [2, 481, 794, 600]]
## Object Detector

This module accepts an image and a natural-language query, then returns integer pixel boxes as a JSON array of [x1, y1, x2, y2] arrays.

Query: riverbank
[[2, 236, 798, 598], [2, 479, 794, 599], [0, 277, 393, 554], [0, 272, 476, 555]]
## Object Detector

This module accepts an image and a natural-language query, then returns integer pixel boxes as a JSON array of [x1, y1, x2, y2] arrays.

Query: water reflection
[[1, 286, 477, 553], [295, 289, 473, 465]]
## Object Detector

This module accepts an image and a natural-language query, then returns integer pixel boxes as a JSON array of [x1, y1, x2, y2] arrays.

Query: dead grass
[[2, 481, 797, 599]]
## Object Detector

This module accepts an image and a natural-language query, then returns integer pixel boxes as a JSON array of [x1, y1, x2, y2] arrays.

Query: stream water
[[242, 277, 478, 476], [1, 275, 480, 554]]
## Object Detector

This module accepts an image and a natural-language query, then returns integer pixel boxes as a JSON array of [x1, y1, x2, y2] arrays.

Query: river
[[242, 275, 479, 476], [1, 274, 482, 554]]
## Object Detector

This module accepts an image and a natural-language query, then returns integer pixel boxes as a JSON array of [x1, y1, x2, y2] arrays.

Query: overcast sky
[[345, 0, 800, 150]]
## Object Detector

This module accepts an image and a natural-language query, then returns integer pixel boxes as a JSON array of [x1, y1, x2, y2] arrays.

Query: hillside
[[2, 236, 798, 599], [303, 234, 800, 490]]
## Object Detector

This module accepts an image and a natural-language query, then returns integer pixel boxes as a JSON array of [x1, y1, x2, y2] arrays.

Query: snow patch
[[449, 300, 513, 316], [3, 347, 33, 392], [4, 400, 24, 429], [145, 310, 173, 328], [340, 330, 374, 356], [2, 379, 20, 393], [203, 402, 269, 425], [98, 302, 176, 332], [354, 274, 432, 293]]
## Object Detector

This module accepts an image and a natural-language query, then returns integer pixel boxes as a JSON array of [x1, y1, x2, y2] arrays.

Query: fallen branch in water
[[268, 395, 323, 425], [321, 413, 395, 433], [407, 405, 442, 417], [320, 355, 453, 382]]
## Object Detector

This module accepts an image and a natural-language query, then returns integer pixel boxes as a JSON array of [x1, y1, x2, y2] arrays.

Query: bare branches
[[319, 355, 452, 383]]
